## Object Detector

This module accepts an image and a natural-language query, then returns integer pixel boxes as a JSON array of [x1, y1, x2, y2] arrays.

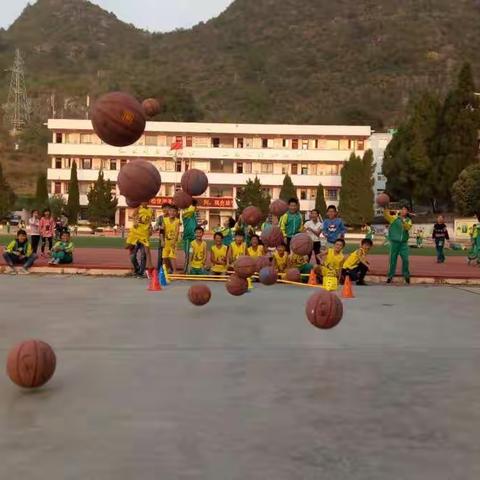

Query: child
[[39, 209, 56, 256], [432, 215, 450, 263], [363, 224, 375, 241], [215, 217, 236, 247], [288, 250, 313, 277], [182, 200, 199, 273], [279, 198, 303, 251], [322, 205, 346, 247], [304, 209, 323, 263], [415, 228, 424, 248], [189, 227, 207, 275], [163, 205, 180, 274], [2, 229, 37, 274], [247, 235, 264, 258], [342, 238, 373, 286], [50, 231, 74, 265], [210, 232, 229, 275], [467, 217, 480, 266], [273, 242, 288, 274], [228, 230, 247, 266], [314, 238, 345, 284], [28, 210, 41, 255]]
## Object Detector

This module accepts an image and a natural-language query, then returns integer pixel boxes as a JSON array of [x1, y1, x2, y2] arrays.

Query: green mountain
[[1, 0, 480, 193]]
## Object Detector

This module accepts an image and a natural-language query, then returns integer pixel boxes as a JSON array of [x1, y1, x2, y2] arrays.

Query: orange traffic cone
[[148, 269, 162, 292], [308, 269, 318, 286], [341, 276, 355, 299]]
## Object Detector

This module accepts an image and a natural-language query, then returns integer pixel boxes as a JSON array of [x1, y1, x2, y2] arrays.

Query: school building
[[46, 120, 385, 228]]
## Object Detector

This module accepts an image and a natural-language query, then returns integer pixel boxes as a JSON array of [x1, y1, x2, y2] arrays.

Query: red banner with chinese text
[[149, 197, 234, 209]]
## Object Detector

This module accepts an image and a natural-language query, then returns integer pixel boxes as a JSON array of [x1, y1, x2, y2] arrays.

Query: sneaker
[[386, 277, 392, 284], [405, 277, 411, 284], [8, 267, 17, 275], [18, 268, 30, 275], [356, 280, 367, 286]]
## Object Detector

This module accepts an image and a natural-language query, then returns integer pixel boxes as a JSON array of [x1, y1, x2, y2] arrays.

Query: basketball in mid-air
[[142, 98, 162, 117], [91, 91, 146, 147], [233, 256, 257, 279], [242, 206, 263, 226], [6, 340, 57, 389], [260, 226, 284, 248], [181, 169, 209, 196], [376, 193, 390, 207], [226, 274, 248, 296], [118, 159, 161, 203], [255, 255, 271, 272], [290, 233, 313, 256], [258, 266, 277, 286], [173, 190, 193, 209], [285, 268, 301, 283], [269, 199, 288, 217], [305, 291, 343, 330], [188, 285, 211, 306]]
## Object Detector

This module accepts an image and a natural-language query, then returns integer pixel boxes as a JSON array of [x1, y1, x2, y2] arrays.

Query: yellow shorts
[[126, 229, 150, 248], [163, 239, 177, 259]]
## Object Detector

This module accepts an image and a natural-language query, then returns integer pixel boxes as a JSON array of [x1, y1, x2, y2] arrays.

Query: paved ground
[[0, 277, 479, 479]]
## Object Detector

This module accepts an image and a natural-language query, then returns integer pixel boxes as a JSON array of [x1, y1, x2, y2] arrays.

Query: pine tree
[[35, 173, 49, 210], [358, 149, 375, 224], [314, 183, 327, 218], [452, 164, 480, 217], [66, 162, 80, 223], [49, 195, 67, 219], [236, 176, 271, 219], [0, 162, 16, 220], [86, 171, 118, 229], [279, 174, 297, 202], [338, 153, 364, 226]]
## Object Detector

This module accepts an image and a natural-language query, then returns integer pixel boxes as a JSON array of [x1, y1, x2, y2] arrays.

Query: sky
[[1, 0, 234, 31]]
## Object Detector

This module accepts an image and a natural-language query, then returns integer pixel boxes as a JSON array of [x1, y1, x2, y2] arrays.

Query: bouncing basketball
[[188, 285, 212, 306], [269, 199, 288, 217], [181, 169, 209, 196], [142, 98, 161, 117], [290, 233, 313, 256], [285, 268, 301, 283], [242, 206, 263, 226], [305, 290, 343, 330], [259, 266, 277, 285], [118, 159, 161, 203], [173, 190, 193, 209], [226, 275, 248, 296], [233, 256, 257, 279], [376, 193, 390, 207]]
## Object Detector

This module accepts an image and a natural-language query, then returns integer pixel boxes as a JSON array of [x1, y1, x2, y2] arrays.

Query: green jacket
[[384, 210, 412, 243], [6, 240, 32, 257], [279, 212, 303, 238]]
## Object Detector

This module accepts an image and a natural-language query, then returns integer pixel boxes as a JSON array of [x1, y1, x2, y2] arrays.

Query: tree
[[452, 163, 480, 217], [279, 174, 297, 202], [358, 149, 375, 224], [86, 171, 118, 228], [66, 162, 80, 223], [35, 173, 49, 210], [0, 162, 16, 220], [236, 176, 271, 218], [314, 183, 327, 218], [49, 195, 67, 219], [339, 153, 363, 225]]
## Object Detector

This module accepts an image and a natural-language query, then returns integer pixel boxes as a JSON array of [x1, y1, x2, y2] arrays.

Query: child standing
[[342, 238, 373, 286], [39, 209, 56, 256], [3, 229, 37, 274], [50, 231, 74, 265], [28, 210, 41, 255], [279, 198, 303, 251], [272, 243, 288, 274], [432, 215, 450, 264], [210, 232, 228, 275], [228, 230, 247, 266], [182, 200, 199, 273], [189, 227, 207, 275], [323, 205, 346, 247], [467, 217, 480, 266], [304, 209, 323, 263], [163, 205, 180, 274], [247, 235, 264, 258]]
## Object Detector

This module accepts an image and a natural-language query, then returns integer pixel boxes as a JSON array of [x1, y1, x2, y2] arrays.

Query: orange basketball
[[6, 340, 56, 388], [376, 193, 390, 207], [259, 266, 277, 285], [242, 206, 263, 226], [305, 291, 343, 329], [290, 233, 313, 256], [261, 226, 284, 248], [181, 169, 209, 196], [91, 92, 146, 147], [226, 274, 248, 296], [256, 255, 271, 272], [173, 190, 193, 209], [285, 268, 301, 283], [188, 284, 211, 306], [118, 159, 161, 202], [233, 256, 257, 279], [269, 199, 288, 217], [142, 98, 161, 117]]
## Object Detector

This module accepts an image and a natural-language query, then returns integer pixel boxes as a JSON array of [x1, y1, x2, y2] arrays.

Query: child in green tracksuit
[[384, 205, 412, 284], [50, 231, 74, 264], [467, 217, 480, 265], [279, 198, 303, 251]]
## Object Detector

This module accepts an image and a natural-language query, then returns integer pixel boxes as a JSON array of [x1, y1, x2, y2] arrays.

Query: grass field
[[0, 234, 468, 256]]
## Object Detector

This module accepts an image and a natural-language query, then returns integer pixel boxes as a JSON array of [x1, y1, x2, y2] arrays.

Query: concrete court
[[0, 277, 479, 480]]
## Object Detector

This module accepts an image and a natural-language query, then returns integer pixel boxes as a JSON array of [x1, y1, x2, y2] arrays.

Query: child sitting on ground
[[210, 232, 228, 275], [342, 238, 373, 286], [247, 235, 264, 258], [273, 242, 288, 274], [314, 238, 345, 284], [50, 231, 74, 265], [228, 230, 247, 267], [3, 229, 37, 274], [288, 250, 313, 279]]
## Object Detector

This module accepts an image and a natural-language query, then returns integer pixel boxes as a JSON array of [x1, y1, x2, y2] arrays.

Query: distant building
[[46, 119, 373, 228], [369, 131, 393, 215]]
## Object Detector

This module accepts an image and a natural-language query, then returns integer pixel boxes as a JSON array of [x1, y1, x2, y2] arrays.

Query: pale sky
[[1, 0, 234, 32]]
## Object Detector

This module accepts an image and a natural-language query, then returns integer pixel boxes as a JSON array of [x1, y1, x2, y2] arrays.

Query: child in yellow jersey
[[126, 203, 155, 276], [210, 232, 229, 275], [163, 205, 180, 274], [288, 251, 313, 276], [189, 227, 207, 275], [247, 235, 264, 258], [342, 238, 373, 286], [314, 238, 345, 282], [228, 230, 247, 267], [273, 242, 288, 273]]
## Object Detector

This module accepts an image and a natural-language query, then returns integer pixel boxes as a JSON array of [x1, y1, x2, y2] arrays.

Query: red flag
[[170, 141, 183, 150]]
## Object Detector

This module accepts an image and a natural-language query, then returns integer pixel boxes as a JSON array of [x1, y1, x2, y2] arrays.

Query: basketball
[[270, 199, 288, 217], [261, 226, 284, 248], [142, 98, 161, 117], [376, 193, 390, 207], [226, 274, 248, 296], [6, 340, 56, 388], [256, 255, 271, 271], [181, 169, 209, 196], [118, 159, 162, 202], [126, 198, 142, 209], [173, 190, 193, 209], [242, 206, 263, 226], [285, 268, 301, 283], [91, 91, 146, 147], [259, 266, 277, 285], [188, 284, 211, 306], [233, 255, 257, 279], [290, 233, 313, 256], [305, 291, 343, 330]]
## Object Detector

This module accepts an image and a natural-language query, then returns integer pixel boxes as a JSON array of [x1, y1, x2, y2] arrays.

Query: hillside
[[1, 0, 480, 193]]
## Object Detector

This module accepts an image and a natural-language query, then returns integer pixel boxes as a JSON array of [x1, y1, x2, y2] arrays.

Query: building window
[[110, 160, 117, 171], [314, 139, 319, 149], [81, 158, 92, 169], [185, 160, 190, 171], [175, 136, 182, 144], [80, 133, 91, 144], [145, 135, 158, 146], [325, 189, 338, 201], [120, 159, 127, 168], [165, 185, 173, 196], [243, 162, 252, 174], [310, 164, 317, 175], [339, 139, 349, 150], [55, 158, 62, 169], [55, 133, 62, 144], [175, 160, 182, 172], [237, 138, 244, 148], [282, 139, 288, 148], [302, 140, 309, 150], [262, 187, 273, 197], [212, 137, 220, 148], [54, 181, 62, 194], [261, 163, 273, 174], [292, 139, 299, 150], [282, 166, 287, 174], [301, 165, 308, 175], [291, 163, 298, 175], [186, 136, 193, 147], [300, 189, 307, 200], [357, 140, 365, 150], [262, 138, 268, 148], [237, 162, 244, 174]]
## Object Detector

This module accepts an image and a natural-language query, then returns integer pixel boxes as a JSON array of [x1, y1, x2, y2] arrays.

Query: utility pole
[[3, 49, 31, 136]]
